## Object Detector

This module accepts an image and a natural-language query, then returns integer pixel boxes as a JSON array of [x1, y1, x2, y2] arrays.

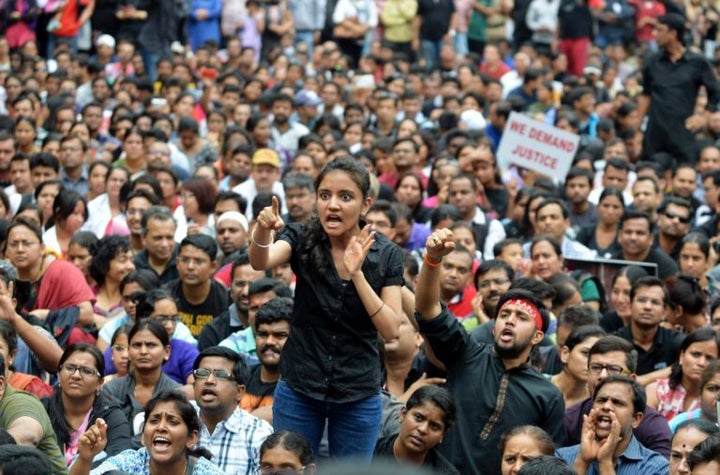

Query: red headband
[[499, 299, 544, 331]]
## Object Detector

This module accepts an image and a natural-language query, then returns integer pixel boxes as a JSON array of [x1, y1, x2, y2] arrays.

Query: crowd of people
[[2, 0, 720, 473]]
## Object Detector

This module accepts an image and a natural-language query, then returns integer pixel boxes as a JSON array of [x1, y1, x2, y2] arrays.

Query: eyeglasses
[[477, 278, 511, 290], [663, 211, 691, 224], [7, 240, 40, 249], [193, 368, 235, 381], [588, 363, 631, 375], [60, 363, 101, 378], [259, 467, 306, 475], [152, 314, 182, 324]]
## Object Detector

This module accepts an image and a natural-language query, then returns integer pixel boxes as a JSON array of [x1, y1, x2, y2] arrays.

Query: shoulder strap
[[186, 456, 197, 474]]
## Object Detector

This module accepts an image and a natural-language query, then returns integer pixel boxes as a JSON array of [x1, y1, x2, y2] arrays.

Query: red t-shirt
[[479, 62, 511, 81], [634, 0, 665, 42]]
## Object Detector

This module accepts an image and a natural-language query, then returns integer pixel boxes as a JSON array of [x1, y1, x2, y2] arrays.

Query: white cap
[[96, 34, 116, 49], [216, 211, 249, 232]]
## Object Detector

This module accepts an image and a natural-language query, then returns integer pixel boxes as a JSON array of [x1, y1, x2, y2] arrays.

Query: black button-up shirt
[[278, 223, 405, 403], [418, 305, 565, 474], [616, 325, 685, 375], [642, 49, 720, 163]]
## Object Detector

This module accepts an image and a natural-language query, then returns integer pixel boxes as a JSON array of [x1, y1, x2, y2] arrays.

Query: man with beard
[[192, 346, 274, 474], [462, 259, 514, 331], [270, 93, 309, 158], [215, 211, 249, 262], [219, 145, 253, 191], [240, 296, 293, 423], [198, 252, 267, 350], [281, 173, 316, 224], [612, 210, 678, 279], [616, 276, 684, 377], [563, 336, 673, 457], [416, 229, 564, 474], [557, 375, 669, 473], [125, 190, 160, 254], [655, 197, 693, 261], [565, 167, 598, 229]]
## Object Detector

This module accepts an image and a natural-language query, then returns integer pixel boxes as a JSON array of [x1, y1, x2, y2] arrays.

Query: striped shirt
[[193, 404, 273, 475], [557, 435, 669, 474]]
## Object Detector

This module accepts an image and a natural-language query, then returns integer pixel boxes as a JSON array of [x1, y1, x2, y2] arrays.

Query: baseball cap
[[295, 89, 322, 107], [252, 148, 281, 168], [96, 34, 116, 49]]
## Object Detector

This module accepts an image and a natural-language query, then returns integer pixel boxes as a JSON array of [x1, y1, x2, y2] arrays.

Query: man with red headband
[[415, 229, 565, 475]]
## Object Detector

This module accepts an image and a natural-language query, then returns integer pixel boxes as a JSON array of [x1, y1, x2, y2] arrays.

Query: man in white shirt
[[233, 149, 286, 220]]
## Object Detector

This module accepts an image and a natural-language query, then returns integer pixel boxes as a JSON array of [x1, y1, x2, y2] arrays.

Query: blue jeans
[[140, 47, 160, 82], [421, 39, 442, 71], [273, 380, 382, 460], [47, 34, 78, 59], [295, 30, 316, 58]]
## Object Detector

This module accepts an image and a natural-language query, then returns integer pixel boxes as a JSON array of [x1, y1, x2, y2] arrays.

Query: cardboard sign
[[496, 112, 580, 182]]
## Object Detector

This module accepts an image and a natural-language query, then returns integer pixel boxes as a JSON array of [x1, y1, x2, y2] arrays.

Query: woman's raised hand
[[78, 418, 108, 462], [257, 196, 285, 232], [344, 224, 376, 277]]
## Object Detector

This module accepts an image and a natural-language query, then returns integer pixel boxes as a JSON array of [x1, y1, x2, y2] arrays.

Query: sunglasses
[[663, 211, 691, 224]]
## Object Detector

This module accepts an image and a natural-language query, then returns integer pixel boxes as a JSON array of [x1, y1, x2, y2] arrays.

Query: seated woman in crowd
[[374, 386, 458, 474], [678, 233, 720, 315], [42, 343, 131, 466], [102, 319, 178, 445], [669, 419, 719, 475], [42, 190, 88, 258], [576, 187, 624, 258], [600, 265, 648, 333], [72, 390, 224, 474], [68, 231, 99, 287], [550, 325, 606, 408], [84, 165, 130, 238], [669, 359, 720, 431], [34, 179, 62, 230], [260, 431, 316, 475], [103, 324, 132, 386], [666, 275, 710, 333], [6, 218, 96, 345], [90, 236, 136, 319], [500, 425, 556, 475], [646, 327, 720, 421]]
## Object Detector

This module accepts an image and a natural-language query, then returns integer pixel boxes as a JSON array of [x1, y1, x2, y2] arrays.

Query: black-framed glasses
[[588, 363, 631, 375], [193, 368, 235, 381], [60, 364, 101, 378]]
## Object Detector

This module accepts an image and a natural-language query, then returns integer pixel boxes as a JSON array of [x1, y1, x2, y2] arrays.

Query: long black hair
[[301, 156, 370, 276], [44, 343, 105, 447], [669, 327, 719, 390]]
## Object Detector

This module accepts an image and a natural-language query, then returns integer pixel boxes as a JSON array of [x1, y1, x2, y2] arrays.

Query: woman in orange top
[[46, 0, 95, 57]]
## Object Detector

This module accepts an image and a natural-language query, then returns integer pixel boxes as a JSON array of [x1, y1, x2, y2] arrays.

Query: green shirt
[[468, 0, 493, 41], [0, 386, 68, 474]]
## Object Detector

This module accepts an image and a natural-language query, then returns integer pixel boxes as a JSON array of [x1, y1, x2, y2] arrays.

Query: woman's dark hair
[[405, 386, 457, 432], [89, 236, 132, 286], [260, 430, 314, 467], [128, 318, 170, 349], [143, 390, 213, 460], [312, 114, 341, 134], [0, 189, 9, 216], [530, 234, 562, 258], [674, 419, 720, 441], [15, 202, 43, 226], [88, 160, 111, 181], [119, 269, 160, 294], [33, 179, 62, 202], [111, 323, 134, 346], [520, 189, 552, 239], [548, 273, 580, 308], [52, 189, 88, 224], [611, 265, 649, 288], [500, 425, 555, 456], [669, 327, 719, 390], [0, 321, 18, 359], [130, 174, 163, 201], [426, 155, 457, 197], [106, 165, 130, 186], [430, 204, 461, 229], [301, 156, 370, 276], [246, 113, 269, 133], [181, 177, 217, 215], [394, 172, 425, 217], [680, 232, 711, 259], [46, 343, 106, 447], [687, 433, 720, 471], [14, 115, 36, 133], [134, 289, 176, 321], [5, 216, 43, 253], [598, 186, 625, 208], [666, 274, 707, 317], [69, 230, 99, 253]]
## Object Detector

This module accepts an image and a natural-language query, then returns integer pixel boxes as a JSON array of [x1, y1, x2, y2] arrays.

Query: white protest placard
[[496, 112, 580, 182]]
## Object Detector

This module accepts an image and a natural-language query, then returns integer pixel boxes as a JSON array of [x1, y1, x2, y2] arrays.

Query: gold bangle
[[369, 303, 385, 318]]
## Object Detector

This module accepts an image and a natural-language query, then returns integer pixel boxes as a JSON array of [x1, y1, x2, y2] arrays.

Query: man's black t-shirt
[[166, 279, 230, 337], [241, 364, 277, 412]]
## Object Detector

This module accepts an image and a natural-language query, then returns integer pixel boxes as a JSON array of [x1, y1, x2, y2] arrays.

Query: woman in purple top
[[104, 289, 198, 384]]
